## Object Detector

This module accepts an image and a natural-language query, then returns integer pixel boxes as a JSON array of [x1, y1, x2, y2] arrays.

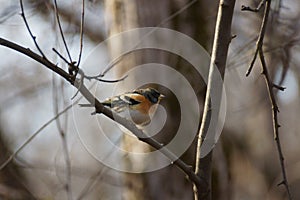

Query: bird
[[101, 87, 164, 126]]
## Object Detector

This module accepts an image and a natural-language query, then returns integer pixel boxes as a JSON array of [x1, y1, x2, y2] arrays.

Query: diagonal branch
[[243, 0, 270, 77], [53, 0, 73, 63]]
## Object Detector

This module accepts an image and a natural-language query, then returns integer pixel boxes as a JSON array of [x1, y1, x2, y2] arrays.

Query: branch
[[242, 0, 271, 76], [53, 0, 73, 63], [194, 0, 236, 199], [0, 37, 206, 192], [0, 37, 71, 82], [76, 0, 85, 67], [258, 49, 292, 199], [243, 0, 292, 199], [243, 0, 270, 76], [19, 0, 46, 58]]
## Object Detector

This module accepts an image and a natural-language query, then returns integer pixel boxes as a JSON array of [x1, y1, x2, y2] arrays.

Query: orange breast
[[130, 95, 151, 114]]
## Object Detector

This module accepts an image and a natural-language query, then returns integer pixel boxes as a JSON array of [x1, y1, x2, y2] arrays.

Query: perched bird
[[101, 87, 164, 126]]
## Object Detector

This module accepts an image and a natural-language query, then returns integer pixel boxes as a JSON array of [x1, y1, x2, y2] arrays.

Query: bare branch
[[53, 47, 72, 65], [244, 0, 270, 76], [53, 0, 73, 63], [258, 49, 292, 199], [77, 0, 85, 67], [19, 0, 46, 58], [0, 37, 72, 82], [273, 83, 286, 91], [244, 0, 292, 198]]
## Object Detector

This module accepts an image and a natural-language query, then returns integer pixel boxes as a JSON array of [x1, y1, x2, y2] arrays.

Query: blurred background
[[0, 0, 299, 199]]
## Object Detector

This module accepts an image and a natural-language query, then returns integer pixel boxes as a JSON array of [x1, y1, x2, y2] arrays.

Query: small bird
[[101, 87, 164, 126]]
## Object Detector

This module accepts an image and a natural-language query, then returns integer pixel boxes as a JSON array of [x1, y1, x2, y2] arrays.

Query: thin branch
[[258, 49, 292, 199], [53, 47, 79, 77], [100, 49, 138, 77], [19, 0, 46, 58], [246, 47, 259, 76], [85, 74, 128, 83], [243, 0, 270, 76], [273, 83, 286, 91], [77, 0, 85, 67], [53, 48, 72, 65], [53, 0, 73, 63], [0, 37, 206, 192], [45, 1, 104, 43]]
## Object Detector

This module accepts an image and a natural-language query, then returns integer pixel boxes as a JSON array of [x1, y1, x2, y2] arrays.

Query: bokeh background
[[0, 0, 299, 199]]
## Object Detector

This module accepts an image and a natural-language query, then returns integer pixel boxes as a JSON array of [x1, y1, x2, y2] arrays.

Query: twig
[[77, 0, 85, 67], [243, 0, 270, 76], [0, 37, 206, 193], [19, 0, 46, 58], [85, 73, 128, 83], [53, 0, 73, 63], [53, 48, 72, 65], [273, 83, 286, 91], [258, 49, 292, 199], [100, 49, 134, 77]]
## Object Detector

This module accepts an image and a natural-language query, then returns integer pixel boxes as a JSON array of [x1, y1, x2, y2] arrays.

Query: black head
[[134, 88, 164, 104]]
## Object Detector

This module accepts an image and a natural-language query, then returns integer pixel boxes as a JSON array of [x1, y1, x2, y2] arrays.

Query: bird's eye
[[149, 96, 158, 103]]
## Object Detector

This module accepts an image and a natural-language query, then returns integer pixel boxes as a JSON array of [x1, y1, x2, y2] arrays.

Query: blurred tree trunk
[[104, 0, 211, 199]]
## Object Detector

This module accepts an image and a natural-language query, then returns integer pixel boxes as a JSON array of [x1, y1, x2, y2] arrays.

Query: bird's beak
[[159, 94, 165, 99]]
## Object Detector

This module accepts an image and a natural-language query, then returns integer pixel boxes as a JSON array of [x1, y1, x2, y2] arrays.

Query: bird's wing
[[102, 93, 144, 113]]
